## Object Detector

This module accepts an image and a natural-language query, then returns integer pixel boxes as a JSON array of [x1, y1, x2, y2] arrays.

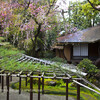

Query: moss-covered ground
[[11, 78, 100, 100]]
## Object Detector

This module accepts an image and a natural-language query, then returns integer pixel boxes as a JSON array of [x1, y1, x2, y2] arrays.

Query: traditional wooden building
[[53, 25, 100, 63]]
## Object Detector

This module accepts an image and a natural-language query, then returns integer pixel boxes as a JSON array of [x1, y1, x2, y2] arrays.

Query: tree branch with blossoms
[[46, 0, 57, 15]]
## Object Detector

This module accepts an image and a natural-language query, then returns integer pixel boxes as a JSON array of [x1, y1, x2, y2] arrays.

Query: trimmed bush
[[77, 58, 98, 75]]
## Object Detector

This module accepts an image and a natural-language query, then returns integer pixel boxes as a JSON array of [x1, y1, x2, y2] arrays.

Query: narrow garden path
[[0, 91, 75, 100], [0, 77, 75, 100]]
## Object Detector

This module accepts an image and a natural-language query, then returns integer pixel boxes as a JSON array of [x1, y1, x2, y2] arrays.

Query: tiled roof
[[57, 25, 100, 43]]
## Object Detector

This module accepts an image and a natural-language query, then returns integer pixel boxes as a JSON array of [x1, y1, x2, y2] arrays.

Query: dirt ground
[[0, 77, 75, 100]]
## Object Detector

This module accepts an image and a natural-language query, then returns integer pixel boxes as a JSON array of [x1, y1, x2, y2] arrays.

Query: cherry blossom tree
[[0, 0, 78, 57], [0, 0, 59, 56]]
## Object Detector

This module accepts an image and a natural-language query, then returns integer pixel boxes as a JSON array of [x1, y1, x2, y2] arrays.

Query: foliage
[[0, 0, 60, 57], [82, 0, 100, 15], [0, 0, 82, 57], [0, 39, 65, 72], [46, 27, 58, 50], [43, 51, 56, 58], [82, 0, 100, 25], [78, 58, 98, 75], [68, 1, 100, 30], [86, 0, 100, 11], [0, 37, 5, 42], [0, 43, 61, 72], [50, 57, 67, 63]]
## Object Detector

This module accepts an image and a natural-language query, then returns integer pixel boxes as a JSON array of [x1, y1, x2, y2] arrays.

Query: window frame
[[73, 43, 88, 57]]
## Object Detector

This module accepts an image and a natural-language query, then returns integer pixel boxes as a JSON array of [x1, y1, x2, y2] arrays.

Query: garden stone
[[48, 81, 56, 86]]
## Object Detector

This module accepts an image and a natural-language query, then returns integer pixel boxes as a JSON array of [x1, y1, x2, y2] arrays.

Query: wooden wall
[[64, 44, 72, 61], [56, 49, 65, 58], [55, 42, 100, 62], [88, 42, 99, 59]]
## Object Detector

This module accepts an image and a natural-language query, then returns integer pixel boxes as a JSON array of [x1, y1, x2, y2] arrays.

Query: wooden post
[[7, 75, 9, 100], [42, 77, 44, 95], [26, 74, 27, 86], [1, 74, 4, 92], [38, 75, 41, 100], [10, 76, 12, 82], [66, 79, 68, 100], [0, 69, 1, 83], [6, 76, 7, 86], [77, 80, 80, 100], [19, 77, 21, 94], [0, 75, 1, 83], [30, 77, 33, 100]]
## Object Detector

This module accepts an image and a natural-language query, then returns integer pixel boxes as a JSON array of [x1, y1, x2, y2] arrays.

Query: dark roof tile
[[57, 26, 100, 43]]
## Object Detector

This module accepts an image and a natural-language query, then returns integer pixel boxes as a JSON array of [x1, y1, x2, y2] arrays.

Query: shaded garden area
[[0, 0, 100, 100], [0, 37, 100, 100]]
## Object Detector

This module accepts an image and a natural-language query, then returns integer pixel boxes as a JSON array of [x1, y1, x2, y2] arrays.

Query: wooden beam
[[73, 80, 100, 95], [17, 71, 23, 76]]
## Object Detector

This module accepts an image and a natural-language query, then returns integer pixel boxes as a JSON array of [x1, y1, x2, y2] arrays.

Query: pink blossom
[[2, 13, 5, 16], [29, 4, 33, 8]]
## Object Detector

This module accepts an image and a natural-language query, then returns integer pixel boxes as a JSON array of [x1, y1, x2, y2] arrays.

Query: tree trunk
[[31, 24, 41, 57]]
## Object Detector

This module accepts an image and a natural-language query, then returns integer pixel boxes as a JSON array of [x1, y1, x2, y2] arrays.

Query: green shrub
[[11, 83, 17, 89], [0, 37, 6, 42], [3, 44, 13, 49], [78, 58, 98, 75], [43, 51, 56, 58], [50, 57, 67, 63]]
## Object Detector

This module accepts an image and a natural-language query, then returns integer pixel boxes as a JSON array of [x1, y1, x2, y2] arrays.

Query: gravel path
[[0, 77, 75, 100], [0, 89, 75, 100], [0, 91, 75, 100]]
